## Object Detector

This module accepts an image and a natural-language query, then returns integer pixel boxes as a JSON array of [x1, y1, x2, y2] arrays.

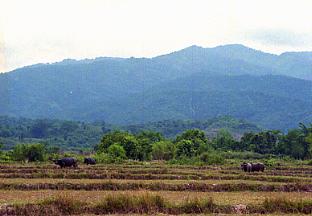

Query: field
[[0, 163, 311, 215]]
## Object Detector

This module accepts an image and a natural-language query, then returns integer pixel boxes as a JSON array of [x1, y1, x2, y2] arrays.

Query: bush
[[93, 152, 111, 163], [0, 151, 12, 162], [307, 160, 312, 166], [151, 141, 175, 160], [108, 144, 127, 161], [12, 143, 46, 162], [221, 151, 267, 160], [199, 152, 225, 165], [263, 158, 280, 167]]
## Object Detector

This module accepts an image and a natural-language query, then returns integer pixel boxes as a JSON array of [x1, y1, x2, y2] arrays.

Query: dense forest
[[0, 115, 260, 150], [0, 115, 311, 163], [1, 45, 312, 130]]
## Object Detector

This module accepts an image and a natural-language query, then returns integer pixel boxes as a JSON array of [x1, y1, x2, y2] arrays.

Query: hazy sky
[[1, 0, 312, 72]]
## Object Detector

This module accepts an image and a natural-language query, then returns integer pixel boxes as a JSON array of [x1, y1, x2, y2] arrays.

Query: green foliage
[[97, 130, 140, 160], [221, 151, 267, 160], [1, 115, 312, 162], [151, 141, 175, 160], [136, 131, 164, 161], [12, 143, 46, 162], [212, 129, 238, 150], [2, 46, 312, 131], [239, 123, 312, 159], [0, 115, 260, 151], [126, 116, 261, 138], [97, 130, 166, 161], [176, 129, 208, 144], [93, 152, 111, 163], [176, 140, 196, 158], [0, 116, 109, 151], [107, 144, 127, 161], [240, 131, 280, 154], [175, 129, 210, 158], [199, 152, 225, 165]]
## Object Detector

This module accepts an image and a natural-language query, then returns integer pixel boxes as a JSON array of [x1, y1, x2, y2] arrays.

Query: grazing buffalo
[[241, 162, 252, 172], [54, 157, 78, 168], [251, 163, 265, 172], [241, 162, 265, 172], [84, 157, 96, 165]]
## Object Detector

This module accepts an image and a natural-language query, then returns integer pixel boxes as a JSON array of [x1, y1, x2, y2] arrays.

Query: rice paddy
[[0, 163, 311, 215]]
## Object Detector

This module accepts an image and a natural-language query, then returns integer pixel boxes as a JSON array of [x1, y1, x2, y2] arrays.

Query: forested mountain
[[0, 44, 311, 130], [0, 116, 260, 150]]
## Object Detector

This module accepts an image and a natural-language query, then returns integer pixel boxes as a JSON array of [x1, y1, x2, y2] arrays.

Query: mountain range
[[0, 44, 311, 130]]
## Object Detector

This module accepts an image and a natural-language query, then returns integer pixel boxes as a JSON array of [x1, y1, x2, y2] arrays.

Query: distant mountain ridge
[[0, 44, 311, 130]]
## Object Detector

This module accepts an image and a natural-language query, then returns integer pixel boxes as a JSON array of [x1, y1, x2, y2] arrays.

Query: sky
[[0, 0, 312, 73]]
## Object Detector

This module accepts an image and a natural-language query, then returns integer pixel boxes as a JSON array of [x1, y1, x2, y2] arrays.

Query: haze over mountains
[[0, 44, 311, 130]]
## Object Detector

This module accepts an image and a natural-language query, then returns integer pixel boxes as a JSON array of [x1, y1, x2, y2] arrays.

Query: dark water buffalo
[[241, 162, 252, 172], [84, 157, 96, 165], [54, 157, 78, 168], [251, 162, 265, 172], [241, 162, 265, 172]]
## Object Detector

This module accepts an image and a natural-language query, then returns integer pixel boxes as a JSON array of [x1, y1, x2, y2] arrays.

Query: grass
[[1, 190, 312, 205], [1, 193, 311, 215]]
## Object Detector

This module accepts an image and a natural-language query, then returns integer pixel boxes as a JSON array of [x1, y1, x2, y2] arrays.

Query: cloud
[[247, 29, 312, 47]]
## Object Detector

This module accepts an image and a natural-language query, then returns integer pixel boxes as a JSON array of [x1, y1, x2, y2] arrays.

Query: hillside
[[0, 116, 260, 150], [0, 44, 311, 130]]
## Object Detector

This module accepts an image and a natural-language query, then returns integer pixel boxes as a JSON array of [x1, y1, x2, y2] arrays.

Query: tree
[[0, 142, 3, 155], [107, 144, 127, 160], [151, 141, 175, 160], [136, 131, 164, 161], [175, 129, 210, 157], [30, 120, 51, 138], [176, 140, 196, 158], [240, 131, 280, 154], [12, 143, 46, 162], [305, 133, 312, 158], [97, 131, 140, 160], [176, 129, 208, 144], [213, 128, 238, 150], [278, 129, 305, 159]]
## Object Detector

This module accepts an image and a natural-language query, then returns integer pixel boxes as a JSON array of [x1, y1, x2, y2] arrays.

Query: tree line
[[0, 123, 311, 163], [95, 123, 312, 163]]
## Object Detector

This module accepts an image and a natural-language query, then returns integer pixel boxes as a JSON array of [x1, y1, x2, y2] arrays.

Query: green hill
[[0, 44, 311, 130], [0, 116, 260, 150]]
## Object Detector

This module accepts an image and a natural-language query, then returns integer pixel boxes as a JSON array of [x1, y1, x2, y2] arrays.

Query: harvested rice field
[[0, 163, 311, 215]]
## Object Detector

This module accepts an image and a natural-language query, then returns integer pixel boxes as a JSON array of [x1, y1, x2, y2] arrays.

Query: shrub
[[108, 144, 127, 161], [93, 152, 111, 163], [12, 143, 46, 162], [306, 160, 312, 165], [199, 152, 225, 165], [151, 141, 175, 160], [221, 151, 267, 160], [264, 158, 279, 167]]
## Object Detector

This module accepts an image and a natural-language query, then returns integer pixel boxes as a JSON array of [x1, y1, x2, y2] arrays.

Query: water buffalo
[[84, 157, 96, 165], [241, 162, 252, 172], [54, 157, 78, 168], [251, 162, 265, 172], [241, 162, 265, 172]]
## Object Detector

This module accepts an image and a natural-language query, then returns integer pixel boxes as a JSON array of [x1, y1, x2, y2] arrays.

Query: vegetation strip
[[0, 194, 311, 215], [0, 172, 311, 184], [0, 182, 311, 192]]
